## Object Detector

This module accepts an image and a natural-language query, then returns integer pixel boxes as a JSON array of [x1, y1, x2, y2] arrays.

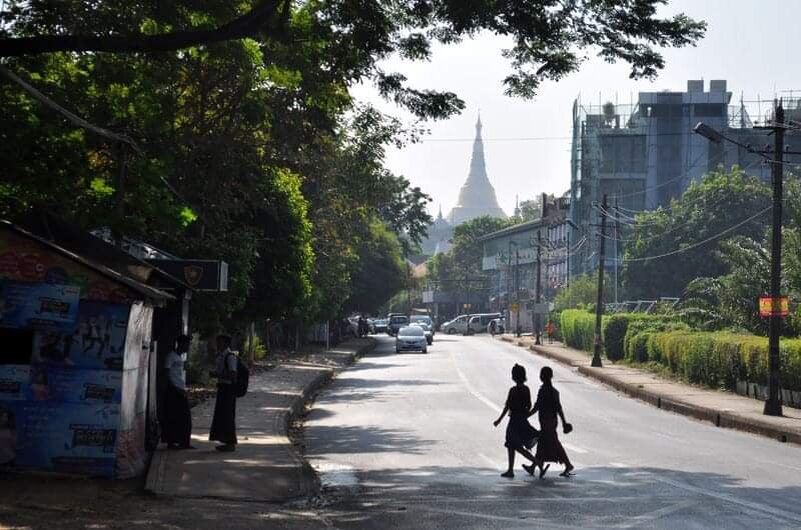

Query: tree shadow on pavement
[[312, 464, 801, 530]]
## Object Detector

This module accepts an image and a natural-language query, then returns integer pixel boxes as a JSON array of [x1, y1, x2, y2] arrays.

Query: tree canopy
[[622, 167, 771, 300], [0, 0, 707, 333]]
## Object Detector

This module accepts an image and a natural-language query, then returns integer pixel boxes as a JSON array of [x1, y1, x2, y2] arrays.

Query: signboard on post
[[759, 296, 789, 317]]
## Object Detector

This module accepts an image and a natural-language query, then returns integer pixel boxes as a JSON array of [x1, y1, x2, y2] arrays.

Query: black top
[[534, 384, 562, 430], [506, 385, 532, 418]]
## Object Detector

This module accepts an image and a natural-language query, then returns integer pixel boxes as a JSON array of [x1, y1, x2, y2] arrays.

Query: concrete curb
[[144, 338, 377, 498], [497, 336, 801, 446]]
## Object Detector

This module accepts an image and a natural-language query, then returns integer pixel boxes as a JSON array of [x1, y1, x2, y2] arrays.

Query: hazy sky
[[351, 0, 800, 219]]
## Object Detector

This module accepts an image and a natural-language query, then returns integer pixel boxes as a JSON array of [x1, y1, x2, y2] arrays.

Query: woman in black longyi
[[493, 364, 544, 478], [529, 366, 575, 478]]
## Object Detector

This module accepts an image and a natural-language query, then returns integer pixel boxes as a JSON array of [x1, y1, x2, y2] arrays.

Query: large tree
[[622, 167, 771, 300], [0, 0, 707, 329]]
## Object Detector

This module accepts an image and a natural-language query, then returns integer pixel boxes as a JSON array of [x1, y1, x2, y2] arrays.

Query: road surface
[[302, 334, 801, 529]]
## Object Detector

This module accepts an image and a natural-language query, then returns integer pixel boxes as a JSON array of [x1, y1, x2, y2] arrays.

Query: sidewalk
[[498, 335, 801, 446], [145, 338, 375, 502]]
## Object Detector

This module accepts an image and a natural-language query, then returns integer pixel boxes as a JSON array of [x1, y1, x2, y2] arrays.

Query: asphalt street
[[302, 334, 801, 529]]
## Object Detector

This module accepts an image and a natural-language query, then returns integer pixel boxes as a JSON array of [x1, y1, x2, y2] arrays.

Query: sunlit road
[[301, 335, 801, 529]]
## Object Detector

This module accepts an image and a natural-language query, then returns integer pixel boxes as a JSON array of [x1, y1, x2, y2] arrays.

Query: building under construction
[[569, 79, 801, 277]]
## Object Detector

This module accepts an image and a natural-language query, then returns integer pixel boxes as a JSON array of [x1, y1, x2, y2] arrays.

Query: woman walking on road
[[529, 366, 575, 478], [493, 364, 543, 478]]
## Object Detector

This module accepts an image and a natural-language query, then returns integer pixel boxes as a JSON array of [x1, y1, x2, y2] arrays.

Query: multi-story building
[[569, 79, 801, 276], [479, 194, 570, 332]]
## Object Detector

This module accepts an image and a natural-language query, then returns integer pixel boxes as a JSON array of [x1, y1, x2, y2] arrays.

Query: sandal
[[522, 464, 535, 476], [539, 464, 550, 479], [501, 471, 514, 478], [559, 466, 575, 477]]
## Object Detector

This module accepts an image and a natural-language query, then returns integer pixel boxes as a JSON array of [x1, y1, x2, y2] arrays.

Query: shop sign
[[758, 296, 789, 317]]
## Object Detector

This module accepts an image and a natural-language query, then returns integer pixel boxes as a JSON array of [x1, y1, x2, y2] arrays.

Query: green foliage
[[602, 314, 665, 362], [624, 330, 801, 392], [426, 216, 513, 298], [623, 167, 771, 300], [244, 333, 268, 361], [559, 309, 596, 353], [554, 274, 603, 311]]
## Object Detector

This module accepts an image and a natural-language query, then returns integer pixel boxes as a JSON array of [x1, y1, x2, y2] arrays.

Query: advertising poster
[[0, 401, 119, 477], [0, 365, 31, 402], [32, 301, 129, 371], [0, 281, 80, 333], [30, 365, 122, 405], [0, 231, 135, 304]]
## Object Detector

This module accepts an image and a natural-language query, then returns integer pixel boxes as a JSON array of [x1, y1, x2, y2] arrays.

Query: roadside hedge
[[625, 330, 801, 392], [559, 309, 596, 352], [602, 314, 668, 361]]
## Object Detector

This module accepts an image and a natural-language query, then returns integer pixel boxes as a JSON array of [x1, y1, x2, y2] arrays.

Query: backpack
[[228, 352, 250, 398]]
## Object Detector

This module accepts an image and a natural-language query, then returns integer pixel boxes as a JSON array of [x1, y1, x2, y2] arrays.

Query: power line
[[607, 206, 771, 264]]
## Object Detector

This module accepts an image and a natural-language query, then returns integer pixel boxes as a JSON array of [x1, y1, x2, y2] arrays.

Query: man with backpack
[[209, 334, 242, 452]]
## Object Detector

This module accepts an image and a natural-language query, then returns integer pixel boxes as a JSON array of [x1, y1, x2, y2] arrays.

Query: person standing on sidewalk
[[210, 334, 238, 452], [164, 334, 194, 449]]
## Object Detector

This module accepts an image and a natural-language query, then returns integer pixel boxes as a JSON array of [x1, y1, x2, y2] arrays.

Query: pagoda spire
[[446, 114, 506, 224]]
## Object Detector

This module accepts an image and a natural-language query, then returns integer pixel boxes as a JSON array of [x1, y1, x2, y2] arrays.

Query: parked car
[[487, 318, 506, 334], [441, 315, 469, 335], [410, 315, 434, 344], [441, 313, 501, 335], [371, 318, 388, 334], [395, 326, 428, 353], [387, 314, 409, 336]]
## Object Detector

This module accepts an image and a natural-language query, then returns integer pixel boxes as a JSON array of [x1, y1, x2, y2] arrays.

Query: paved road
[[303, 334, 801, 529]]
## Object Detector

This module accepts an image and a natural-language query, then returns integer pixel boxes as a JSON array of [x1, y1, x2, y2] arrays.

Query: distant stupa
[[447, 114, 507, 225]]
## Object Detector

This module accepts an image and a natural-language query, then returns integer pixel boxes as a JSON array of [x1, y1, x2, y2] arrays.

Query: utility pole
[[614, 199, 620, 304], [535, 231, 542, 345], [764, 103, 785, 416], [515, 247, 521, 337], [592, 194, 608, 368], [566, 229, 570, 290]]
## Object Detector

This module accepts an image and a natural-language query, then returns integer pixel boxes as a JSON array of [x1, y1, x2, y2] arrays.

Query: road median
[[145, 337, 376, 502], [497, 334, 801, 446]]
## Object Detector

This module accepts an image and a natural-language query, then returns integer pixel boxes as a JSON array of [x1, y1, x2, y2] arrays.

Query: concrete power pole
[[592, 194, 608, 368]]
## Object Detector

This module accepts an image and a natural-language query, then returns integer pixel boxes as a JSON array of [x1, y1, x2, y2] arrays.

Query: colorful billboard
[[0, 281, 80, 334]]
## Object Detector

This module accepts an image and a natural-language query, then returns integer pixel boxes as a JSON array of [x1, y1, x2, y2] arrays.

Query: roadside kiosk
[[0, 221, 171, 477]]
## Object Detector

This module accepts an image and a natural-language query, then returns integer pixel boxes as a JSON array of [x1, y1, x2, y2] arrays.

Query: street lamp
[[694, 103, 801, 417]]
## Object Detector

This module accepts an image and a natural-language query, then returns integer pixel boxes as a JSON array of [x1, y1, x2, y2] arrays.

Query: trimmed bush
[[560, 309, 596, 352], [602, 314, 665, 361], [624, 330, 801, 392]]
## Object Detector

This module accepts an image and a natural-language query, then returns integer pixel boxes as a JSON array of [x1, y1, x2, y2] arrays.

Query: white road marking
[[478, 452, 501, 469], [450, 350, 502, 413], [618, 500, 698, 528], [652, 474, 801, 525]]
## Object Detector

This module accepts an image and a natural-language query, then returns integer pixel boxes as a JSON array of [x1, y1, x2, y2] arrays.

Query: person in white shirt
[[163, 335, 193, 449], [209, 334, 238, 452]]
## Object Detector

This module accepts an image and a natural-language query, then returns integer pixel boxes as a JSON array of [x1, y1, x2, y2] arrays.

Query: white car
[[395, 326, 428, 353], [410, 315, 434, 344]]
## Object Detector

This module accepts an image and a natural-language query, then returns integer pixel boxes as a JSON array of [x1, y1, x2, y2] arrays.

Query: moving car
[[387, 314, 409, 336], [410, 315, 435, 344], [395, 326, 428, 353], [441, 315, 469, 335]]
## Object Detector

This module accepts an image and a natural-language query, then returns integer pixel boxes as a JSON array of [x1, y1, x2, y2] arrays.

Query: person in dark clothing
[[529, 366, 574, 478], [209, 334, 238, 452], [164, 335, 193, 449], [493, 364, 543, 478]]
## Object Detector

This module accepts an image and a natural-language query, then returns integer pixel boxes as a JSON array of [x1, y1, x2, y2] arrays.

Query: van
[[441, 313, 501, 335]]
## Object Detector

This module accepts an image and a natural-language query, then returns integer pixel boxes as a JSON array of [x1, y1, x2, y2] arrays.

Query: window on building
[[694, 104, 725, 117], [600, 135, 646, 173]]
